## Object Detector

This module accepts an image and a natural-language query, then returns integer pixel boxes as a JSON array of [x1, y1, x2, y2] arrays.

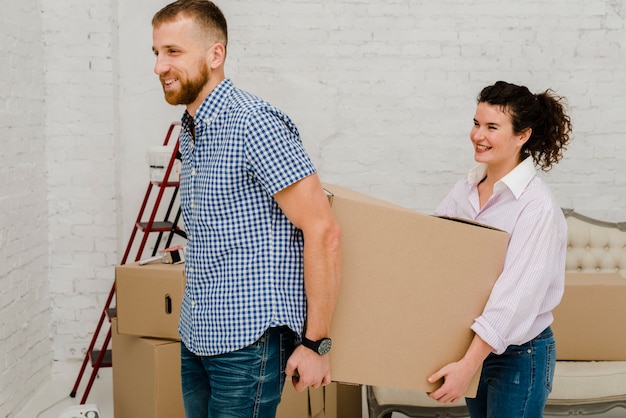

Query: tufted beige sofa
[[367, 209, 626, 418]]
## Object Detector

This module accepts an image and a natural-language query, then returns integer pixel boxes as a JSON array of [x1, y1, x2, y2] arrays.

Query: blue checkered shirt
[[177, 79, 316, 355]]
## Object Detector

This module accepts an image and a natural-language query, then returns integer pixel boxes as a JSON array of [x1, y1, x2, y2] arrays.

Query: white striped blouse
[[435, 157, 567, 354]]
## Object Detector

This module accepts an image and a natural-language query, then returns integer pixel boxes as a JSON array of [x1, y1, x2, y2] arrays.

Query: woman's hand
[[427, 334, 493, 403], [427, 359, 477, 403]]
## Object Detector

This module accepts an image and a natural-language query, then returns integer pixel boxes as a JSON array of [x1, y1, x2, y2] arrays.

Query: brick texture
[[2, 0, 625, 414], [0, 0, 50, 416]]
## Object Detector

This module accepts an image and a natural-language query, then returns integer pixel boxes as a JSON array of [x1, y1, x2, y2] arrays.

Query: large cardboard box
[[116, 262, 185, 339], [115, 184, 508, 398], [276, 382, 362, 418], [552, 272, 626, 360], [111, 318, 185, 418], [323, 184, 509, 396]]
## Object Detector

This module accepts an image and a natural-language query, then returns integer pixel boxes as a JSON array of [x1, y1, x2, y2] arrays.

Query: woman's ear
[[519, 128, 532, 145]]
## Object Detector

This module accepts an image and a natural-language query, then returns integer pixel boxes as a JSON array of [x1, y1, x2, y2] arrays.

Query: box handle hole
[[165, 294, 172, 314]]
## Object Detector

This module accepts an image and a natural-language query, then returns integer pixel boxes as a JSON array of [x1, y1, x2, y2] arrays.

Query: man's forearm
[[302, 223, 341, 340]]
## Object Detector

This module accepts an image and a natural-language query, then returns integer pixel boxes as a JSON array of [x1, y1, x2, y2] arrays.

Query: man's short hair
[[152, 0, 228, 48]]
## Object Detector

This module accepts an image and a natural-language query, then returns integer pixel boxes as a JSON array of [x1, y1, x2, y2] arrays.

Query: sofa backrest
[[564, 209, 626, 277]]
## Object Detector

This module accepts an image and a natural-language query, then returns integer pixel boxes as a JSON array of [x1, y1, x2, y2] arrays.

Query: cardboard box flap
[[323, 184, 414, 213], [437, 215, 506, 232], [323, 184, 509, 396]]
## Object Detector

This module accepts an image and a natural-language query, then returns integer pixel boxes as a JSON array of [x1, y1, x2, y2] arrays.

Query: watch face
[[318, 338, 332, 355]]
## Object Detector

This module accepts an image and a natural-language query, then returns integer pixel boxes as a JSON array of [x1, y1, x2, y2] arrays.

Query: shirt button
[[191, 301, 196, 307], [192, 169, 196, 176]]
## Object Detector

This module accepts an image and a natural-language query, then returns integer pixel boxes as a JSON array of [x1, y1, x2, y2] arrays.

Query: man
[[151, 1, 341, 417]]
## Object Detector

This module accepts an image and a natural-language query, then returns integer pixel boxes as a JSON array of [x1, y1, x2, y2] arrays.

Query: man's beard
[[162, 60, 210, 106]]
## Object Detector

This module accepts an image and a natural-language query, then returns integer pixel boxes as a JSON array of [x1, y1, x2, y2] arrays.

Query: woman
[[427, 81, 573, 417]]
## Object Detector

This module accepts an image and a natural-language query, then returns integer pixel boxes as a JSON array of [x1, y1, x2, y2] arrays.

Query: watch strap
[[301, 336, 332, 355]]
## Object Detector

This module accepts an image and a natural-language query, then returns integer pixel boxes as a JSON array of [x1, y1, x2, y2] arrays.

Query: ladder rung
[[90, 349, 112, 368], [150, 181, 180, 187], [107, 307, 116, 320], [137, 221, 174, 232]]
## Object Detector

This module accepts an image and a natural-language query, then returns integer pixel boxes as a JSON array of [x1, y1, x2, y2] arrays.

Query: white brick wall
[[0, 0, 50, 416], [213, 0, 626, 220], [43, 0, 118, 367], [2, 0, 625, 414]]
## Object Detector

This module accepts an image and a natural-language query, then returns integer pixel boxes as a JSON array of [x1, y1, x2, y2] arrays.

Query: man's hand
[[285, 344, 331, 392]]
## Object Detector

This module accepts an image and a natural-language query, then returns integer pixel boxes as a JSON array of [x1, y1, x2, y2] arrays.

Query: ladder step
[[107, 307, 117, 320], [150, 180, 180, 187], [90, 349, 112, 368], [137, 221, 175, 232]]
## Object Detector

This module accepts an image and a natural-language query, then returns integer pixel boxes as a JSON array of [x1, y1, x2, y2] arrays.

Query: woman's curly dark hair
[[478, 81, 573, 172]]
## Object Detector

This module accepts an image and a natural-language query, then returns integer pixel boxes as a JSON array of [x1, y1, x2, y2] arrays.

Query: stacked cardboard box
[[115, 262, 185, 340], [551, 272, 626, 360], [277, 382, 362, 418], [111, 317, 184, 418], [113, 261, 361, 418], [113, 262, 186, 418]]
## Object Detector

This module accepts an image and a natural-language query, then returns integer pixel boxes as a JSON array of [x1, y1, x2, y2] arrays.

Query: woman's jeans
[[181, 326, 296, 418], [466, 327, 556, 418]]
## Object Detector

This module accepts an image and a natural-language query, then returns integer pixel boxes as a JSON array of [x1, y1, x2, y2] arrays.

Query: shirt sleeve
[[434, 179, 468, 218], [471, 202, 566, 354], [244, 106, 317, 196]]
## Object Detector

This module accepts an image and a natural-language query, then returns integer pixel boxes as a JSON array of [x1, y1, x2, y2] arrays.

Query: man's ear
[[208, 42, 226, 69]]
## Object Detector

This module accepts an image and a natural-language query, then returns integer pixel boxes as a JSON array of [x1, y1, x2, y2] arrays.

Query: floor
[[388, 407, 626, 418], [15, 362, 113, 418], [15, 363, 626, 418], [389, 411, 626, 418]]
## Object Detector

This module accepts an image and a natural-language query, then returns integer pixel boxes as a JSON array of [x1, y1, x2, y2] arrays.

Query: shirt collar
[[182, 78, 233, 129], [467, 157, 537, 199]]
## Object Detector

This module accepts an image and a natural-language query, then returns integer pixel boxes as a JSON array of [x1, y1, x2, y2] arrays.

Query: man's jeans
[[181, 326, 296, 418], [466, 327, 556, 418]]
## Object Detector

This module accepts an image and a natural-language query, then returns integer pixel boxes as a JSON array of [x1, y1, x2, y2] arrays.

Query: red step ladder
[[70, 122, 186, 404]]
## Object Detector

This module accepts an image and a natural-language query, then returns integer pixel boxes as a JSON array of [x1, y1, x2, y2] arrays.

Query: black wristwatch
[[301, 336, 332, 355]]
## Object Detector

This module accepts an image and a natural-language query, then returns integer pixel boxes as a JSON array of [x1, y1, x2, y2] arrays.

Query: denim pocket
[[500, 344, 533, 358], [279, 327, 296, 386]]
